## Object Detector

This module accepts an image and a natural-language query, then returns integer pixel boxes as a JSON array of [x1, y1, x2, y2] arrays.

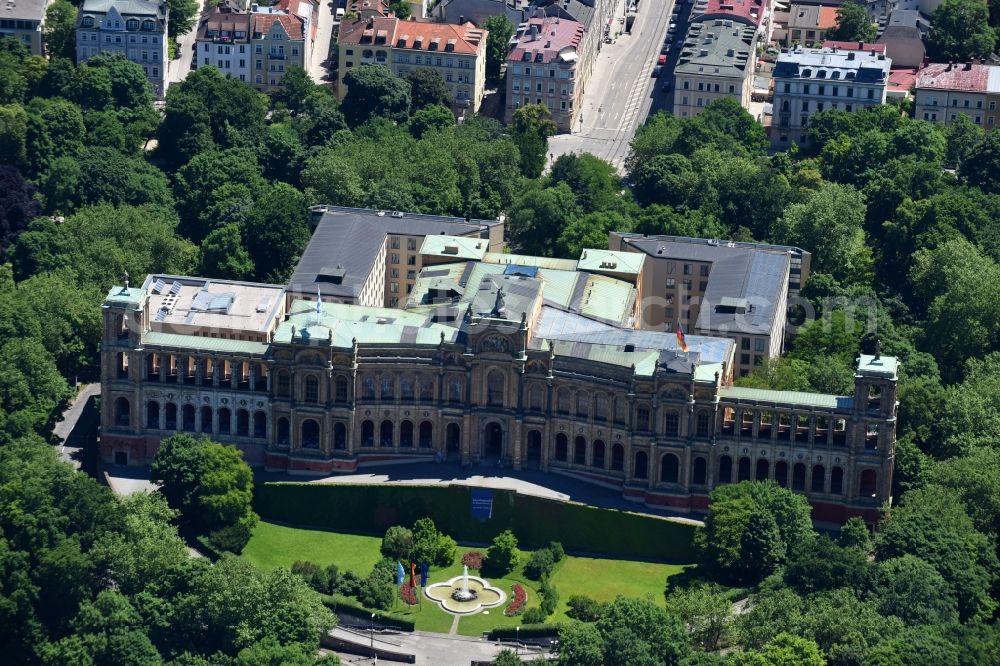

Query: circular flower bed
[[504, 584, 527, 616], [399, 584, 418, 606], [462, 551, 485, 570]]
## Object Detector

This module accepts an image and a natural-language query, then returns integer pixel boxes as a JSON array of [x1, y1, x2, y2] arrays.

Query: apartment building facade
[[673, 19, 757, 118], [504, 15, 586, 131], [913, 62, 1000, 129], [772, 46, 891, 148], [195, 2, 252, 83], [1, 0, 46, 55], [76, 0, 169, 97], [337, 16, 488, 112], [250, 0, 311, 92]]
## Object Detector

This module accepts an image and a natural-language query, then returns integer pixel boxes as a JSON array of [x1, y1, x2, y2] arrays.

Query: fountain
[[424, 568, 507, 614], [452, 566, 477, 602]]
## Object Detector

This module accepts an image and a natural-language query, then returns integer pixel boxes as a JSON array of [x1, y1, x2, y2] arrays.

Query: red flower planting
[[504, 584, 527, 616], [462, 551, 485, 570], [399, 584, 418, 606]]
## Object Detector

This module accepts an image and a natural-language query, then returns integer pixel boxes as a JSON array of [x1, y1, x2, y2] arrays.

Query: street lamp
[[370, 612, 376, 659], [516, 626, 520, 656]]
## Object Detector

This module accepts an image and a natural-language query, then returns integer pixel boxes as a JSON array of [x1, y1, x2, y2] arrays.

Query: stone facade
[[76, 0, 169, 97]]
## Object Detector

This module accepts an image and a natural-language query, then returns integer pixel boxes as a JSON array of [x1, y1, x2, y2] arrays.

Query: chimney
[[459, 14, 464, 23], [530, 22, 539, 40], [946, 61, 953, 71], [847, 51, 855, 60], [964, 60, 973, 70]]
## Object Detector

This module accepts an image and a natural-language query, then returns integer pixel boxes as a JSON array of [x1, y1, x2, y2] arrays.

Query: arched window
[[143, 402, 158, 430], [302, 419, 320, 448], [487, 371, 505, 406], [141, 19, 154, 30], [738, 457, 751, 482], [254, 411, 267, 438], [200, 406, 213, 433], [592, 440, 605, 468], [774, 460, 788, 487], [277, 417, 290, 445], [661, 453, 679, 484], [830, 466, 844, 495], [362, 375, 375, 400], [218, 407, 231, 435], [335, 375, 349, 403], [419, 421, 433, 448], [634, 451, 648, 479], [611, 443, 624, 471], [400, 420, 414, 447], [557, 388, 571, 414], [574, 436, 586, 465], [334, 422, 347, 449], [380, 376, 394, 400], [756, 458, 769, 481], [236, 409, 249, 436], [304, 375, 319, 403], [114, 397, 130, 426], [718, 455, 732, 484], [276, 371, 291, 396], [555, 433, 568, 461], [380, 420, 394, 447], [811, 465, 825, 493], [180, 404, 193, 431], [692, 457, 707, 485], [594, 395, 608, 421], [165, 403, 179, 430], [361, 420, 374, 447], [401, 377, 414, 400], [664, 410, 680, 437], [576, 392, 589, 417], [126, 18, 139, 30], [860, 469, 878, 498], [792, 463, 806, 491], [449, 378, 462, 403]]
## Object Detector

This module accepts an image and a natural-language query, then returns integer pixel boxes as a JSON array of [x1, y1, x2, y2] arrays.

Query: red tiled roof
[[339, 17, 484, 54], [252, 13, 304, 40], [699, 0, 765, 26], [817, 5, 839, 29], [822, 40, 886, 53], [888, 67, 918, 91], [916, 62, 990, 92], [507, 16, 584, 65]]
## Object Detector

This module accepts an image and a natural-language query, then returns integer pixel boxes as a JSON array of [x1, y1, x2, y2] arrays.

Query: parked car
[[661, 80, 672, 93], [652, 65, 663, 78], [657, 54, 667, 65], [661, 44, 670, 54]]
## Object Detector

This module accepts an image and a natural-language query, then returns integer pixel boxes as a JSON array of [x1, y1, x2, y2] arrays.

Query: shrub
[[505, 583, 528, 616], [524, 548, 555, 580], [463, 550, 485, 570], [335, 570, 363, 597], [292, 560, 325, 592], [381, 525, 414, 560], [399, 584, 418, 606], [539, 576, 558, 617], [566, 594, 604, 622], [522, 607, 547, 624], [358, 558, 397, 610], [411, 517, 457, 567], [322, 595, 416, 631], [548, 541, 565, 562], [485, 530, 520, 577]]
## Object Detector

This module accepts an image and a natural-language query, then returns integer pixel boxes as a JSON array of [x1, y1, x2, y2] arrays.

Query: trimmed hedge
[[487, 624, 560, 640], [254, 483, 697, 561], [321, 594, 416, 632]]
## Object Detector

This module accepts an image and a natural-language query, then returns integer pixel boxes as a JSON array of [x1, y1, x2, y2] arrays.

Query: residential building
[[504, 15, 586, 131], [250, 0, 312, 92], [775, 2, 839, 47], [195, 2, 252, 83], [875, 9, 926, 68], [609, 233, 811, 378], [100, 264, 894, 525], [75, 0, 169, 97], [913, 62, 1000, 128], [525, 0, 615, 98], [672, 19, 757, 118], [434, 0, 525, 26], [337, 16, 489, 112], [287, 206, 504, 308], [347, 0, 392, 17], [1, 0, 46, 55], [771, 46, 891, 147]]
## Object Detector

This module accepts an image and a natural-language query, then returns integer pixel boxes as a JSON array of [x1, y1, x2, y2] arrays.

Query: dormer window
[[142, 19, 155, 31], [81, 15, 94, 27], [126, 18, 139, 30]]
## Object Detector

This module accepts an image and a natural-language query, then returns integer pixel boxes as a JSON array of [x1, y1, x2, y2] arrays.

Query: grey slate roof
[[80, 0, 164, 15], [696, 251, 789, 334]]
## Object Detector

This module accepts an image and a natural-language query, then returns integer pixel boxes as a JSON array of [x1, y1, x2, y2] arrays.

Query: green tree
[[272, 66, 315, 113], [493, 648, 524, 666], [930, 445, 1000, 537], [558, 211, 631, 258], [84, 52, 154, 110], [512, 104, 557, 178], [342, 64, 411, 127], [380, 525, 414, 560], [729, 633, 825, 666], [43, 0, 77, 59], [838, 516, 872, 553], [408, 104, 455, 139], [593, 596, 690, 666], [869, 555, 959, 625], [242, 182, 310, 283], [261, 122, 305, 184], [0, 163, 39, 254], [783, 535, 870, 594], [294, 88, 348, 148], [167, 0, 200, 38], [409, 518, 456, 567], [826, 1, 876, 42], [507, 182, 579, 256], [927, 0, 997, 61], [959, 129, 1000, 194], [406, 68, 452, 112], [0, 337, 71, 438], [665, 583, 732, 650], [25, 97, 85, 178], [486, 530, 520, 577], [945, 112, 985, 167], [558, 621, 606, 666], [174, 148, 265, 242], [0, 104, 28, 169], [483, 14, 516, 80], [198, 224, 254, 280]]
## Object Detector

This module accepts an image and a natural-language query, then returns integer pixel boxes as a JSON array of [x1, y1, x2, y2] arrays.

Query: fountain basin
[[424, 575, 506, 614]]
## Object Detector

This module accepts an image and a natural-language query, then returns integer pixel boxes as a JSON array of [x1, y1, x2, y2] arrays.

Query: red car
[[657, 54, 667, 65]]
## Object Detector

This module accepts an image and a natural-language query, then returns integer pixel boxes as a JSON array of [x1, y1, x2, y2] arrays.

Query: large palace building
[[100, 207, 895, 523]]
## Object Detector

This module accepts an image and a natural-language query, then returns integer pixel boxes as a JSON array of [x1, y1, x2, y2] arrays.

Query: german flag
[[676, 326, 690, 353]]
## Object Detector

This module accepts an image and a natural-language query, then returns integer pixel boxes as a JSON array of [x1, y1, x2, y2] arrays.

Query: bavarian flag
[[676, 326, 690, 353]]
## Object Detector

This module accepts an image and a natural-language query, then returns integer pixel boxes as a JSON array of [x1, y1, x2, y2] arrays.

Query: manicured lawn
[[241, 521, 383, 574], [242, 522, 693, 637]]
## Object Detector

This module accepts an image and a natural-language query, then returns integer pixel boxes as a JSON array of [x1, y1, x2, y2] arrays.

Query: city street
[[168, 0, 207, 86], [309, 1, 337, 83], [548, 0, 677, 171]]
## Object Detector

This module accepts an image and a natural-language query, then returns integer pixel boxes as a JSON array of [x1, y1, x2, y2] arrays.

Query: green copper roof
[[419, 235, 489, 261], [576, 248, 645, 275], [276, 300, 459, 347], [718, 386, 853, 410], [105, 286, 144, 305], [857, 354, 898, 378], [142, 331, 270, 356]]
